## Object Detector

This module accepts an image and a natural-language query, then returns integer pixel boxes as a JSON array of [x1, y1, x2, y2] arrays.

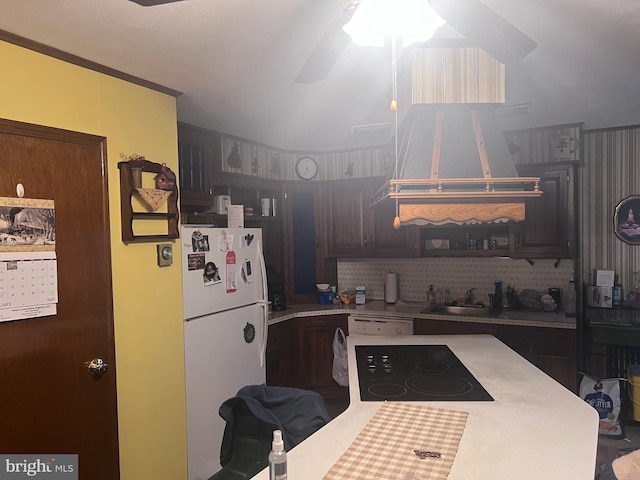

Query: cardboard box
[[355, 286, 366, 305], [594, 269, 615, 287], [490, 235, 509, 248], [587, 286, 613, 308], [424, 239, 450, 250]]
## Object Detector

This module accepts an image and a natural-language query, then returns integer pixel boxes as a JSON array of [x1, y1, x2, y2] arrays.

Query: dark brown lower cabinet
[[266, 315, 349, 401], [296, 315, 349, 400], [266, 320, 294, 387], [414, 319, 577, 392]]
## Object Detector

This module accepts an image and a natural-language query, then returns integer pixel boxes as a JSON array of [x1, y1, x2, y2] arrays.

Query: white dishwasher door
[[347, 315, 414, 335]]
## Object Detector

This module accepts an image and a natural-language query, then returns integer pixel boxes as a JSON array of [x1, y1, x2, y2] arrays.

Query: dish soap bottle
[[564, 278, 576, 317], [427, 285, 436, 305], [269, 429, 287, 480]]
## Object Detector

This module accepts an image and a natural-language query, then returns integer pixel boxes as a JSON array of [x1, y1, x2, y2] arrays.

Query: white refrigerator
[[181, 225, 268, 480]]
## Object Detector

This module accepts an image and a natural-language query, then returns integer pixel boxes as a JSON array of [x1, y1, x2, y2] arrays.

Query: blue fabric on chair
[[219, 384, 330, 461], [209, 385, 331, 479]]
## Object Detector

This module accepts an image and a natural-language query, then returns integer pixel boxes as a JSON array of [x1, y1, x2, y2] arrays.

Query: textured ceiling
[[1, 0, 639, 151]]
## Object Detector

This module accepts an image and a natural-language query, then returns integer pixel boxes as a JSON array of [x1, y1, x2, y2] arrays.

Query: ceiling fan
[[295, 0, 537, 84], [128, 0, 185, 6]]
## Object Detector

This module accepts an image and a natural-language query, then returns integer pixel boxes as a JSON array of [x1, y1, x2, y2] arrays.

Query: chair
[[208, 385, 331, 480], [208, 400, 276, 480]]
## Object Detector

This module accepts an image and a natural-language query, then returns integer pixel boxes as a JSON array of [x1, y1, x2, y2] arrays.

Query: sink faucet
[[465, 288, 476, 305]]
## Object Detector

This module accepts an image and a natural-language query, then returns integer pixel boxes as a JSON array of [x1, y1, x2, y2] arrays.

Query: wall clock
[[295, 156, 318, 180]]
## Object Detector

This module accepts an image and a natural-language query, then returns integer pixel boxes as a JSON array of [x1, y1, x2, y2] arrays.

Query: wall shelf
[[118, 159, 179, 243]]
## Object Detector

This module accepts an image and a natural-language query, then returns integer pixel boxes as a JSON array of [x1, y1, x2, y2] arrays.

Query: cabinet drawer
[[414, 319, 498, 336]]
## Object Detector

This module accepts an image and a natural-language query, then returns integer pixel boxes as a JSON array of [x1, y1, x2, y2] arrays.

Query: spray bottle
[[269, 429, 287, 480]]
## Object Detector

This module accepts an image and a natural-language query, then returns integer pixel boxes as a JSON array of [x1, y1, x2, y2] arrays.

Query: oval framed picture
[[614, 195, 640, 244]]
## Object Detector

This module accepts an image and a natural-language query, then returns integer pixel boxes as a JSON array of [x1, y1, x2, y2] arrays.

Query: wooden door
[[0, 119, 119, 479]]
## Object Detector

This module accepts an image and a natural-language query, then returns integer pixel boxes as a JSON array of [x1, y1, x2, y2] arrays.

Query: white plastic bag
[[332, 327, 349, 387]]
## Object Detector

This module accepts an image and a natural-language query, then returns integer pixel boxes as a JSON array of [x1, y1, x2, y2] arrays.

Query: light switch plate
[[157, 243, 173, 267]]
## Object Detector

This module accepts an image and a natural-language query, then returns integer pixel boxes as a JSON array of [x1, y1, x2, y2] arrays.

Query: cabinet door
[[496, 325, 577, 392], [177, 123, 220, 207], [513, 164, 575, 258], [372, 200, 419, 256], [326, 182, 372, 255], [266, 321, 294, 387], [283, 183, 325, 304], [295, 315, 348, 400]]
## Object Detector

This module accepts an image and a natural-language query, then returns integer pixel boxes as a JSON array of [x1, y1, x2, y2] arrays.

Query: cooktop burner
[[356, 345, 493, 402]]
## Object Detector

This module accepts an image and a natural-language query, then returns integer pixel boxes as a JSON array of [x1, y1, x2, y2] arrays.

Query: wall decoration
[[614, 195, 640, 244], [227, 142, 241, 168], [345, 162, 354, 177], [269, 153, 282, 177]]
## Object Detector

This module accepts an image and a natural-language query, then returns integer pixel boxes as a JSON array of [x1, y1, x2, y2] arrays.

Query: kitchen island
[[253, 334, 597, 480]]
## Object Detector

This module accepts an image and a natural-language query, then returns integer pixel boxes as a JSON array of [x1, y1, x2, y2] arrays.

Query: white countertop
[[252, 334, 597, 480], [269, 300, 576, 329]]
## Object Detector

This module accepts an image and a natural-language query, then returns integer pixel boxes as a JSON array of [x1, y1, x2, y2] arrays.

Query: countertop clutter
[[268, 300, 576, 329], [251, 334, 598, 480]]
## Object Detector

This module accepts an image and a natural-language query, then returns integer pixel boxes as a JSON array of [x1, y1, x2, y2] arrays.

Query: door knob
[[87, 358, 108, 378]]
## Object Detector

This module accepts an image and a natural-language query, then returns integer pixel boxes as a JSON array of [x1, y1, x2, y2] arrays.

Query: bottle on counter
[[564, 279, 576, 317], [269, 430, 287, 480], [427, 284, 436, 305], [613, 284, 623, 307]]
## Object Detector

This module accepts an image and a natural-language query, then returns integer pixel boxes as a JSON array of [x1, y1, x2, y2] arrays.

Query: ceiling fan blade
[[129, 0, 185, 6], [428, 0, 537, 63], [295, 0, 360, 84], [295, 27, 352, 84]]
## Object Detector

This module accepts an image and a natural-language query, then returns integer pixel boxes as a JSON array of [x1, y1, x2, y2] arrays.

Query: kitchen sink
[[422, 304, 493, 317]]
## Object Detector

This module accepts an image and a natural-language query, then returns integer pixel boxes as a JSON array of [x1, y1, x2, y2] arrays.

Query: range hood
[[372, 45, 542, 226]]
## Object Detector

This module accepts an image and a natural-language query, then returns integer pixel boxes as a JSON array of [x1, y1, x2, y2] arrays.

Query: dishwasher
[[347, 314, 414, 335]]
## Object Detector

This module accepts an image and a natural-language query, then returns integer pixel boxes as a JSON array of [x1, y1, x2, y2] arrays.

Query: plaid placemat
[[323, 402, 468, 480]]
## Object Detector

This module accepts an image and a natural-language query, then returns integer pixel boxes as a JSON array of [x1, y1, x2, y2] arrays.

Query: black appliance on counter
[[268, 281, 287, 311], [355, 345, 493, 402]]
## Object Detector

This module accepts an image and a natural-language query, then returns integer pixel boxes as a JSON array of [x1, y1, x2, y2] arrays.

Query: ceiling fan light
[[342, 0, 446, 47]]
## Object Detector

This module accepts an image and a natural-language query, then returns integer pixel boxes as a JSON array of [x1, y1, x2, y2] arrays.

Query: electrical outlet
[[157, 244, 173, 267]]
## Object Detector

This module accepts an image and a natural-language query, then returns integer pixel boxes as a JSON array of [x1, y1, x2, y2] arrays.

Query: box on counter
[[355, 286, 366, 305], [424, 239, 450, 250], [490, 235, 509, 248], [587, 286, 613, 308], [594, 269, 615, 287]]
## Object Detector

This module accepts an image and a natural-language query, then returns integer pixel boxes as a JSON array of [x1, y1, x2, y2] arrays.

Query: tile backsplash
[[337, 257, 573, 304]]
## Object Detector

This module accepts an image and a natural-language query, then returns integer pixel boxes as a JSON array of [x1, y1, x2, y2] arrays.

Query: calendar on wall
[[0, 197, 57, 322]]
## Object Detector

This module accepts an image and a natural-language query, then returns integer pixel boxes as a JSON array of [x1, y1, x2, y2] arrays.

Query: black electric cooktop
[[356, 345, 493, 402]]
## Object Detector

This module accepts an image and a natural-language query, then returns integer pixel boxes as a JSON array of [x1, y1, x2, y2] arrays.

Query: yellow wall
[[0, 41, 187, 479]]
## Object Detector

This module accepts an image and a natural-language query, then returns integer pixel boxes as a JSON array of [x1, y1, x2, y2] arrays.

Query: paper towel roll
[[384, 273, 398, 304]]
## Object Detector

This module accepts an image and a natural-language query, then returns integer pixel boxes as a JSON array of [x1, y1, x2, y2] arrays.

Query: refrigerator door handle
[[256, 238, 268, 368]]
